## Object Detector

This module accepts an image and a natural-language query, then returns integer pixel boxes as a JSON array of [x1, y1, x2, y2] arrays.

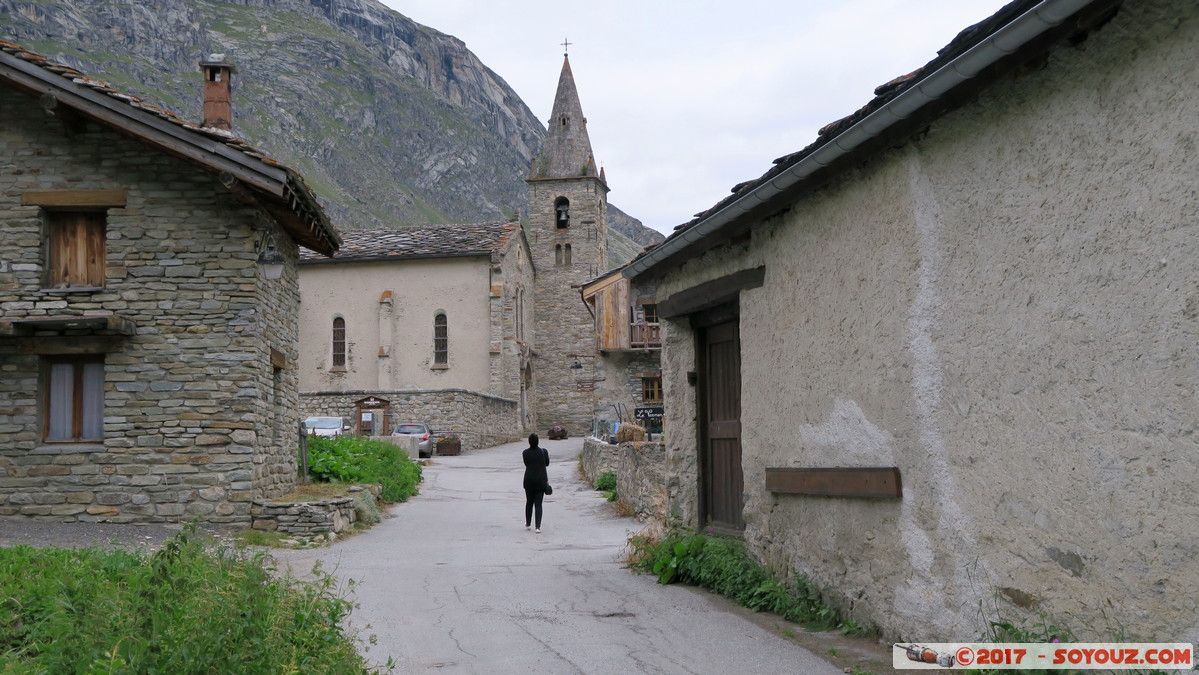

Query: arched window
[[332, 317, 346, 368], [433, 313, 448, 365], [554, 197, 570, 228], [564, 243, 572, 265], [555, 244, 563, 266]]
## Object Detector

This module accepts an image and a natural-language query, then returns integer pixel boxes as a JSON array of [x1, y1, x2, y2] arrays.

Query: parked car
[[391, 422, 434, 457], [303, 416, 348, 438]]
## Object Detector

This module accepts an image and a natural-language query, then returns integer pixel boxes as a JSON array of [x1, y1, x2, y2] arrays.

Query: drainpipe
[[624, 0, 1101, 280]]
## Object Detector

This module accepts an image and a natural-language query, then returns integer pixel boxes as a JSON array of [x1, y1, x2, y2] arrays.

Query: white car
[[303, 416, 348, 438]]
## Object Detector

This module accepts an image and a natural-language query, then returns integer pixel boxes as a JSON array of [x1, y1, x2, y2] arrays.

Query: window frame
[[43, 355, 105, 443], [433, 312, 448, 366], [641, 375, 663, 403], [331, 316, 346, 370]]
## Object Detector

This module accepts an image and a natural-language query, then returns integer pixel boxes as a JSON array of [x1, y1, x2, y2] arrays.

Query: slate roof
[[299, 222, 522, 264], [0, 39, 340, 256]]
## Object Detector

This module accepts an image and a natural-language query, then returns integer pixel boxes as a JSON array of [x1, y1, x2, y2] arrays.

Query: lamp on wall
[[569, 356, 583, 371], [255, 230, 285, 280]]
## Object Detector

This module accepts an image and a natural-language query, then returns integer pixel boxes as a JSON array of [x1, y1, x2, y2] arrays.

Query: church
[[297, 55, 614, 450]]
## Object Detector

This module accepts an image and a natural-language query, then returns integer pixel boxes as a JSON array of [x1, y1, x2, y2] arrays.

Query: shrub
[[629, 531, 862, 634], [0, 525, 377, 673], [308, 436, 422, 503], [594, 471, 617, 492]]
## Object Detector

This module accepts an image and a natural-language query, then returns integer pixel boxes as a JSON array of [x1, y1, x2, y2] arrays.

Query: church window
[[560, 115, 568, 127], [564, 244, 572, 265], [555, 244, 563, 267], [332, 317, 346, 369], [434, 313, 448, 365], [555, 197, 570, 228]]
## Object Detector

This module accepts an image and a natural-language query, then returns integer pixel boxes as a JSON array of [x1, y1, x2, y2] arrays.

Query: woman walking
[[522, 433, 549, 533]]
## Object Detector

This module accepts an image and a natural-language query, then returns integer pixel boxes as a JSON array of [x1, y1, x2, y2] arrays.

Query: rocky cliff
[[0, 0, 664, 253]]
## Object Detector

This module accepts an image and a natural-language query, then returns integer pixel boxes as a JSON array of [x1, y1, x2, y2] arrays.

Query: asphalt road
[[270, 437, 845, 674]]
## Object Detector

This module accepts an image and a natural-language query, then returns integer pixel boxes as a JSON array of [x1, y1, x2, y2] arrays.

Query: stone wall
[[301, 388, 521, 452], [0, 87, 298, 523], [653, 0, 1199, 644], [251, 496, 356, 535], [580, 437, 667, 524], [528, 177, 608, 436]]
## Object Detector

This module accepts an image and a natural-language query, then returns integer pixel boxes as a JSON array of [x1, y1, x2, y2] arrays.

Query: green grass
[[0, 525, 380, 673], [628, 531, 870, 635], [307, 436, 422, 503]]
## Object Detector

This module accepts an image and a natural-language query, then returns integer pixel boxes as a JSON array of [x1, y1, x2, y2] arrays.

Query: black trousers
[[524, 487, 544, 528]]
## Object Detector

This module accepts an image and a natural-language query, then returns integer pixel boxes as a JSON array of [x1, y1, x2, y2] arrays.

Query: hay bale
[[616, 423, 645, 443]]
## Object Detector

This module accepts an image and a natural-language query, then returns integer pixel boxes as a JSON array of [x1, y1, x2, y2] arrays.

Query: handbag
[[544, 484, 553, 495]]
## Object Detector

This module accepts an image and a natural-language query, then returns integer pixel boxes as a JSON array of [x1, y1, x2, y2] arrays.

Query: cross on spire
[[561, 38, 572, 56]]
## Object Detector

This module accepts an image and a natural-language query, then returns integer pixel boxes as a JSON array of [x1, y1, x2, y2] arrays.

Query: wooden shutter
[[48, 211, 105, 288]]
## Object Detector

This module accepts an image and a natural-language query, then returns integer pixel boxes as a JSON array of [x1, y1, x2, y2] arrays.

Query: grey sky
[[381, 0, 1011, 234]]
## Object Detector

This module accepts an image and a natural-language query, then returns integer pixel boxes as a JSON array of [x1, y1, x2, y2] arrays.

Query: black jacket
[[522, 446, 549, 490]]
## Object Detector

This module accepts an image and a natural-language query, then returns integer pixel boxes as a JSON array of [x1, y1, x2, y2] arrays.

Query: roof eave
[[625, 0, 1118, 281]]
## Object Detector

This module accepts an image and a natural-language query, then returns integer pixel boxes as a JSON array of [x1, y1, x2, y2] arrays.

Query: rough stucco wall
[[657, 0, 1199, 643], [0, 89, 295, 522], [298, 257, 494, 394]]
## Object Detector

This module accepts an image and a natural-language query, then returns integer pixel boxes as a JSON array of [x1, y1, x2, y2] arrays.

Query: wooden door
[[699, 319, 744, 530]]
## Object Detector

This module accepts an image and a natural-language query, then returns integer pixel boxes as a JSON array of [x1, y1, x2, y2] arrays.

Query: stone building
[[297, 53, 613, 441], [297, 223, 532, 450], [581, 267, 662, 438], [526, 55, 610, 436], [0, 42, 339, 523], [625, 0, 1198, 643]]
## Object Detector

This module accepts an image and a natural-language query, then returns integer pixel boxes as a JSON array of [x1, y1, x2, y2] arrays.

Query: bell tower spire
[[529, 54, 600, 181]]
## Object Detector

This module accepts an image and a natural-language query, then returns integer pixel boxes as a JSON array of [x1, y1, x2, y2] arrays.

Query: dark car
[[391, 422, 433, 457]]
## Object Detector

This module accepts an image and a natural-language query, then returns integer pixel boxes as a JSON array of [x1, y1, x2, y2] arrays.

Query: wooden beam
[[0, 336, 127, 355], [22, 190, 127, 208], [658, 266, 765, 318], [765, 467, 902, 499]]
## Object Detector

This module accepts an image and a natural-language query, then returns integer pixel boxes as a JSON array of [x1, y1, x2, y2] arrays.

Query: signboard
[[576, 381, 595, 392], [634, 407, 663, 420]]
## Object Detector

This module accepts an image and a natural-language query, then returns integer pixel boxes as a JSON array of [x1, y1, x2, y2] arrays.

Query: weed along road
[[272, 437, 844, 674]]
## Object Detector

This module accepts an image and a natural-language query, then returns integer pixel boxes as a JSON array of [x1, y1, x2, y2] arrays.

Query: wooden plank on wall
[[765, 467, 902, 498], [22, 190, 127, 208], [0, 336, 126, 355], [658, 266, 765, 318]]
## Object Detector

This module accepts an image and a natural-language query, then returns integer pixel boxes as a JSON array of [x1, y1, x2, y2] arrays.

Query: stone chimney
[[199, 54, 237, 131]]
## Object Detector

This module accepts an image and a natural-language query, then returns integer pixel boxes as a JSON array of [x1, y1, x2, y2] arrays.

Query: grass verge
[[0, 524, 385, 673]]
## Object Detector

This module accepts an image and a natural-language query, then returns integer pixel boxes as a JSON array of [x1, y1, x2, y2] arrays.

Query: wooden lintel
[[765, 467, 902, 499], [0, 335, 127, 355], [22, 190, 127, 208], [659, 266, 765, 318], [270, 347, 287, 370]]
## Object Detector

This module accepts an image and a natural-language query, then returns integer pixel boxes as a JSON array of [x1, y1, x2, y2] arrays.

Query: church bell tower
[[528, 52, 609, 436]]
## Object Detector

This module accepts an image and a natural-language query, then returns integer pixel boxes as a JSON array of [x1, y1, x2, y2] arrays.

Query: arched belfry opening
[[555, 197, 570, 228]]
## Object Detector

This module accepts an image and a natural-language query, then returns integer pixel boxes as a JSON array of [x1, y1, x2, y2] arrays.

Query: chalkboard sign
[[634, 407, 663, 420]]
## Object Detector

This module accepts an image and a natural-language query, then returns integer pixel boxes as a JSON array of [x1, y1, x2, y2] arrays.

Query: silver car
[[303, 416, 348, 438], [391, 422, 434, 457]]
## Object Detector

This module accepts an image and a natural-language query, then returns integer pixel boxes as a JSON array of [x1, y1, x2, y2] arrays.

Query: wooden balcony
[[629, 322, 661, 349]]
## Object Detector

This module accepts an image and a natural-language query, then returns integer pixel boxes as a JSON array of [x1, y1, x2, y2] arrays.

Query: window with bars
[[332, 317, 346, 369], [641, 376, 663, 403], [46, 210, 106, 288], [434, 313, 448, 365], [44, 356, 105, 442]]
